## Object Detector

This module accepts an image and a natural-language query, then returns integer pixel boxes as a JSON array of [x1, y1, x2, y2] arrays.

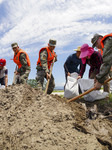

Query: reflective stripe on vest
[[13, 49, 30, 69], [37, 47, 55, 69], [101, 33, 112, 48]]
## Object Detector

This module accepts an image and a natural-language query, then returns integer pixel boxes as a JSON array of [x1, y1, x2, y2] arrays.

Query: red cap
[[0, 59, 6, 67]]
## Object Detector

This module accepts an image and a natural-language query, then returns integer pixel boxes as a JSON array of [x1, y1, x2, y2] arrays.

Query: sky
[[0, 0, 112, 88]]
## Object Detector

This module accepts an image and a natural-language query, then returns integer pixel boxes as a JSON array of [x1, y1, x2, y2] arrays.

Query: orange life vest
[[101, 33, 112, 48], [37, 47, 55, 69], [98, 49, 103, 56], [13, 49, 30, 69]]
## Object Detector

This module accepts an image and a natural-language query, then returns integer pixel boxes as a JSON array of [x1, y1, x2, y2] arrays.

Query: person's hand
[[110, 66, 112, 71], [67, 72, 71, 76], [5, 85, 8, 92], [14, 70, 19, 75], [54, 53, 57, 61], [77, 75, 81, 80], [94, 77, 97, 84], [94, 81, 102, 90], [46, 73, 51, 80]]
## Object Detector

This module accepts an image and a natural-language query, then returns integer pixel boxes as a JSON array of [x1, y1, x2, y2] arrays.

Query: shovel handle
[[44, 58, 55, 95], [67, 77, 112, 103]]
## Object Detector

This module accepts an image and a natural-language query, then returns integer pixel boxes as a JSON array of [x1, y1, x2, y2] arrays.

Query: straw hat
[[74, 46, 81, 51]]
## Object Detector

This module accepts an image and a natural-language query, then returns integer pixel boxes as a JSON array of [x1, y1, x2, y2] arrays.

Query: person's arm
[[96, 38, 112, 83], [79, 60, 82, 72], [95, 53, 103, 73], [5, 75, 8, 87], [54, 52, 57, 62], [17, 53, 28, 73], [40, 49, 57, 80], [39, 49, 49, 73], [4, 69, 8, 87], [64, 63, 69, 73], [64, 55, 72, 75], [78, 63, 86, 78]]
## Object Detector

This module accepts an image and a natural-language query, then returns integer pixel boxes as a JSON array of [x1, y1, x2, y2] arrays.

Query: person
[[77, 43, 103, 79], [91, 33, 112, 91], [36, 39, 57, 94], [0, 58, 8, 88], [11, 42, 31, 84], [77, 43, 109, 92], [64, 46, 82, 81]]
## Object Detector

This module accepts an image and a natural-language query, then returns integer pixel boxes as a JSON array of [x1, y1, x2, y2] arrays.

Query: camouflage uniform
[[96, 36, 112, 83], [16, 53, 31, 84], [36, 49, 55, 94]]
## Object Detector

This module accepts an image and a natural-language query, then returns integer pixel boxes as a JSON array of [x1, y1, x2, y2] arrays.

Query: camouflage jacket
[[17, 53, 31, 73], [36, 49, 57, 73], [96, 36, 112, 83]]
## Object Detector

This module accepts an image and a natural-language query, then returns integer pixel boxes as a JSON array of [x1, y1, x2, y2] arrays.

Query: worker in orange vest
[[91, 33, 112, 91], [36, 39, 57, 94], [11, 42, 31, 84]]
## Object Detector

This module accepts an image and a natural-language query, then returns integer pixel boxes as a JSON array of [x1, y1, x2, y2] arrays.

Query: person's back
[[64, 53, 81, 73], [64, 46, 82, 80]]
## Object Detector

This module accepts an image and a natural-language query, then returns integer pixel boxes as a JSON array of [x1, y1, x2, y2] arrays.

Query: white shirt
[[0, 66, 8, 78]]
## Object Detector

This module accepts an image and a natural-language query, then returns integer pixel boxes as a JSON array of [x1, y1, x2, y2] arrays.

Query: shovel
[[12, 65, 17, 85], [44, 58, 55, 95], [67, 77, 112, 103]]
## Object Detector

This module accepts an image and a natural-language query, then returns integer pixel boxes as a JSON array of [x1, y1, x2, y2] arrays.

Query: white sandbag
[[0, 85, 5, 89], [64, 72, 79, 99], [78, 79, 108, 102]]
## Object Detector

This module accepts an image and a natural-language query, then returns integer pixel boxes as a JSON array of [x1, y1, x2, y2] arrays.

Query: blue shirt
[[64, 53, 82, 75]]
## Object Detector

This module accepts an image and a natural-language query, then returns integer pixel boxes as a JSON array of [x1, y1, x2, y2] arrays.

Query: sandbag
[[78, 79, 108, 102], [64, 73, 79, 99], [64, 73, 108, 101], [0, 85, 5, 89]]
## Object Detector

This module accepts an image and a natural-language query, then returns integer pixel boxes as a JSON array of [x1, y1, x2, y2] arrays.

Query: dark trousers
[[0, 77, 5, 85]]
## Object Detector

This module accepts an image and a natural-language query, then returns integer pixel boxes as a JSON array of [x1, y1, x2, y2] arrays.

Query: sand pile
[[0, 84, 112, 150]]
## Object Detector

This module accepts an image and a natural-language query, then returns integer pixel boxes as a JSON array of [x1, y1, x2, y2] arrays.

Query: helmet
[[0, 59, 6, 67]]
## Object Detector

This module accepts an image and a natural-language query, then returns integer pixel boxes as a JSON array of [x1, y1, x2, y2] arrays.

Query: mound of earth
[[0, 84, 112, 150]]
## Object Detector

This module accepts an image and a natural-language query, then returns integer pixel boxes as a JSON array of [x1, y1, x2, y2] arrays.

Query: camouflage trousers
[[16, 69, 30, 84], [36, 70, 55, 94]]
